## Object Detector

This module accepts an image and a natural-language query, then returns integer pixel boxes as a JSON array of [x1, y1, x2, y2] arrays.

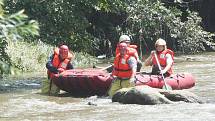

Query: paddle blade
[[162, 84, 172, 90]]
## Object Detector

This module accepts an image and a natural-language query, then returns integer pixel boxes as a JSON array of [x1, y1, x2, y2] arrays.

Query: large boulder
[[112, 85, 203, 105]]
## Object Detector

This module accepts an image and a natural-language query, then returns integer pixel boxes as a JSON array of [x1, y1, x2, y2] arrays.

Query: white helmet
[[119, 35, 131, 43], [155, 38, 166, 46]]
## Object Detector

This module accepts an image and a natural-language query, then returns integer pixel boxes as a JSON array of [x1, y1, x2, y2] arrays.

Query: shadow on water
[[57, 92, 108, 98], [37, 91, 106, 98]]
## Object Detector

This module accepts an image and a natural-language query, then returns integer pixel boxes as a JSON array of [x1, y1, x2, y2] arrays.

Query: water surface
[[1, 52, 215, 121]]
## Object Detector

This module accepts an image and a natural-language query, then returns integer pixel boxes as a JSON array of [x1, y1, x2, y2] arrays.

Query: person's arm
[[128, 56, 137, 83], [144, 51, 154, 66], [46, 54, 58, 74], [134, 52, 141, 62], [160, 53, 173, 74]]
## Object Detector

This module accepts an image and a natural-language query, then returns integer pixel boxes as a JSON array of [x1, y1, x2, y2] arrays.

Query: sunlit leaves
[[4, 0, 215, 55], [125, 0, 214, 54], [0, 2, 39, 75], [168, 11, 215, 53], [0, 9, 39, 41]]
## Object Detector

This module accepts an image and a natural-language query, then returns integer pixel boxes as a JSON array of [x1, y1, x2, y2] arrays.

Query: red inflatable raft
[[52, 68, 195, 96]]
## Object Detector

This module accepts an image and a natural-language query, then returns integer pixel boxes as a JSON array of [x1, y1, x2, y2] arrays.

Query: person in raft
[[41, 44, 74, 95], [115, 35, 142, 72], [108, 42, 137, 97], [144, 38, 174, 77]]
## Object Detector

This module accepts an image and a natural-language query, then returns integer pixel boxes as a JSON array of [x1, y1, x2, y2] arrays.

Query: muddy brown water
[[1, 52, 215, 121]]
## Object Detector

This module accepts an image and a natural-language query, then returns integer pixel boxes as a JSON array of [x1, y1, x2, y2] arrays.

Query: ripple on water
[[1, 53, 215, 120]]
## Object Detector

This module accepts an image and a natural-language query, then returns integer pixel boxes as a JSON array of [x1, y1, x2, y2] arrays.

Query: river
[[1, 52, 215, 121]]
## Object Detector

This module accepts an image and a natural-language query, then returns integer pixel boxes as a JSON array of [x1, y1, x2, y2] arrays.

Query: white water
[[1, 52, 215, 121]]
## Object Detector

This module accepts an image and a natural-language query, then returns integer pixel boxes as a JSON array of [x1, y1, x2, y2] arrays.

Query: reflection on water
[[1, 52, 215, 121]]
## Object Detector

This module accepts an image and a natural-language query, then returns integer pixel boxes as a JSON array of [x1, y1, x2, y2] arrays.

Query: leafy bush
[[4, 0, 215, 56], [6, 39, 98, 73], [0, 1, 39, 75], [168, 11, 215, 53], [72, 52, 98, 68], [6, 40, 52, 72], [125, 0, 215, 54]]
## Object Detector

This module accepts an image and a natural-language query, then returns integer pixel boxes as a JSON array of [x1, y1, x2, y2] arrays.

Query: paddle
[[93, 64, 113, 73], [100, 64, 113, 71], [153, 51, 172, 90]]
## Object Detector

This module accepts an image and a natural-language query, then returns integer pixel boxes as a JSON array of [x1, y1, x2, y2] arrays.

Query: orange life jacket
[[47, 48, 73, 79], [152, 49, 174, 75], [112, 52, 134, 79], [115, 44, 138, 59]]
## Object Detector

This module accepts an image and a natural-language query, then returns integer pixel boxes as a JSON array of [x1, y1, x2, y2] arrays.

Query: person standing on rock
[[108, 42, 137, 97], [115, 35, 142, 72]]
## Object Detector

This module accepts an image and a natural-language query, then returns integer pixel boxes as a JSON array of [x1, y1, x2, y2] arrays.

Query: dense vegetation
[[0, 0, 39, 75], [0, 0, 215, 75]]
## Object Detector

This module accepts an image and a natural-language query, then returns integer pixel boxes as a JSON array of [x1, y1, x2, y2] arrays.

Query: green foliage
[[0, 1, 39, 75], [4, 0, 101, 53], [4, 0, 128, 55], [168, 11, 215, 53], [6, 39, 98, 73], [0, 9, 39, 40], [4, 0, 215, 56], [0, 60, 10, 76], [73, 52, 98, 68], [6, 40, 51, 72], [125, 0, 214, 54]]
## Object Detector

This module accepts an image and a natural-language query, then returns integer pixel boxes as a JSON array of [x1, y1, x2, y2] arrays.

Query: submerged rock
[[159, 89, 204, 103], [112, 85, 203, 105]]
